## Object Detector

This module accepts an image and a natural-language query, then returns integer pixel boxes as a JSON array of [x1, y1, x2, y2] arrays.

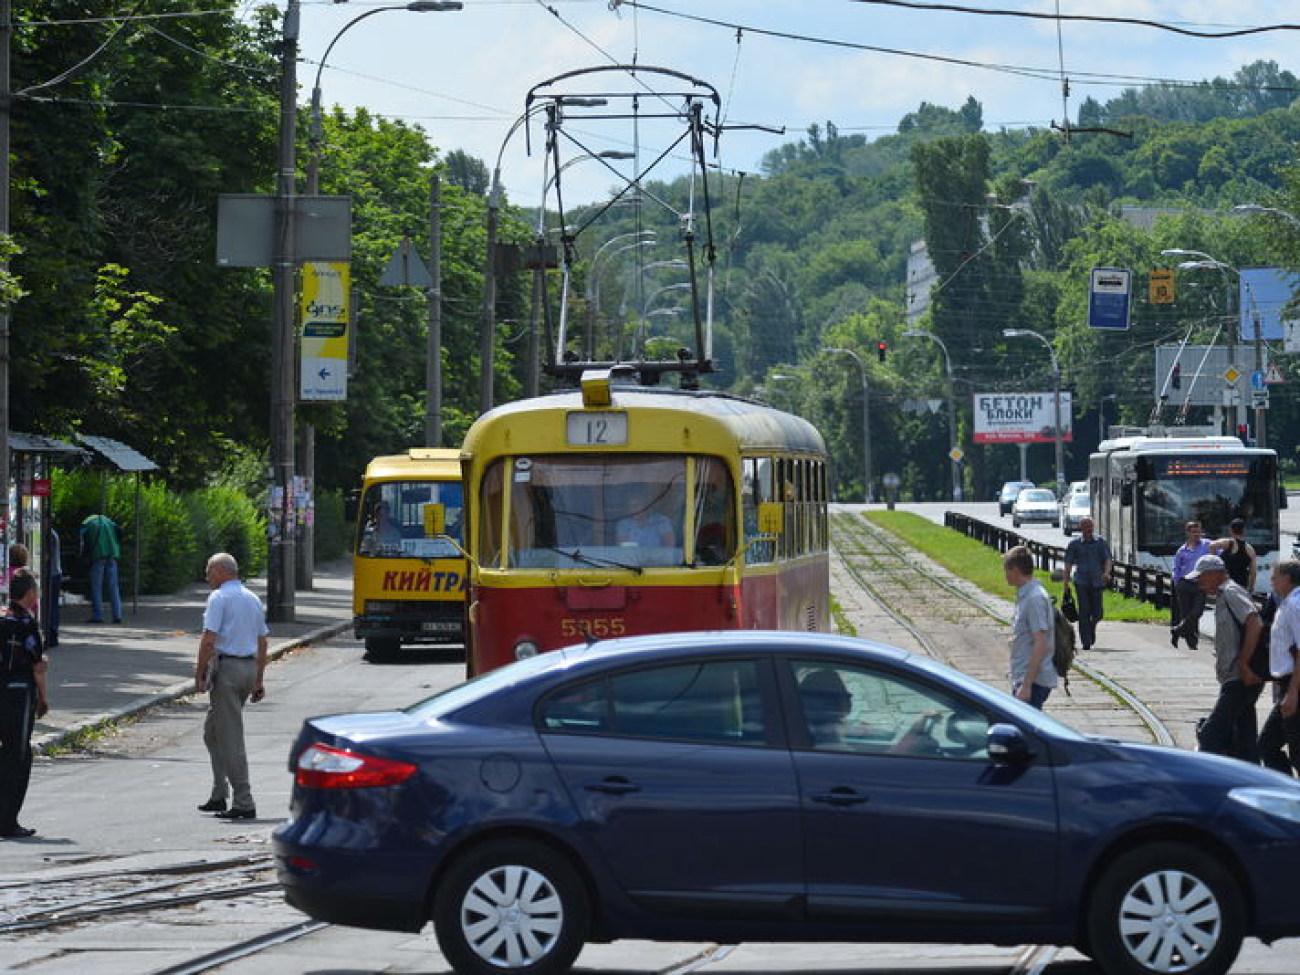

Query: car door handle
[[811, 787, 870, 806], [584, 776, 641, 795]]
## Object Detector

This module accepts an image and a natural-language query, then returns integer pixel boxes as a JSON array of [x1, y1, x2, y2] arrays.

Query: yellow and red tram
[[460, 371, 830, 674]]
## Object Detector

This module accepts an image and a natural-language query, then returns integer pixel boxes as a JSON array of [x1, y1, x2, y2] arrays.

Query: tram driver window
[[692, 458, 735, 566]]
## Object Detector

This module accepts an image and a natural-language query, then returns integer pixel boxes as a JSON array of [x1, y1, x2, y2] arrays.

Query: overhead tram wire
[[622, 2, 1300, 98]]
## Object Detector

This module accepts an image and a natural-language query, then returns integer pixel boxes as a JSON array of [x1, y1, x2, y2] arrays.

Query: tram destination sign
[[973, 392, 1074, 444]]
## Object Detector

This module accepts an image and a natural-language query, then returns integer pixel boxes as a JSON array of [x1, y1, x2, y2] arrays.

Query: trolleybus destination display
[[973, 392, 1074, 444]]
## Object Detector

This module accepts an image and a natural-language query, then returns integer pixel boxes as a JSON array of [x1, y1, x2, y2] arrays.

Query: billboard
[[973, 392, 1074, 444]]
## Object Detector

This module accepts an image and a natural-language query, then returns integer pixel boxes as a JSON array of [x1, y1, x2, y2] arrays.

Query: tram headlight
[[514, 640, 540, 660]]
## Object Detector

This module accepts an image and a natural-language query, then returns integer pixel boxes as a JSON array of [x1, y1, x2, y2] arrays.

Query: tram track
[[831, 511, 1175, 747]]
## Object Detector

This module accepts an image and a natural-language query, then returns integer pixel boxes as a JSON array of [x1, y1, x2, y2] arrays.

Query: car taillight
[[295, 743, 417, 789]]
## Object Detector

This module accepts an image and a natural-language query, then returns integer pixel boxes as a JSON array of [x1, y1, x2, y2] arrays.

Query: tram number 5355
[[566, 412, 629, 446]]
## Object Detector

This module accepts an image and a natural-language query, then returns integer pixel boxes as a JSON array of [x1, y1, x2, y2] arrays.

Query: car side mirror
[[987, 723, 1034, 764]]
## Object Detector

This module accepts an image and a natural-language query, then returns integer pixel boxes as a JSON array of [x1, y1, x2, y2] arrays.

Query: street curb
[[34, 619, 352, 755]]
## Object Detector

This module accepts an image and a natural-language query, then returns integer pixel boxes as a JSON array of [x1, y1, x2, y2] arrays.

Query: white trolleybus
[[1089, 432, 1283, 593]]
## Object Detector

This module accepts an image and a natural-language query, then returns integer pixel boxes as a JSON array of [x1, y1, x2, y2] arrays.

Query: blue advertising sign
[[1089, 267, 1131, 330], [1240, 267, 1299, 341]]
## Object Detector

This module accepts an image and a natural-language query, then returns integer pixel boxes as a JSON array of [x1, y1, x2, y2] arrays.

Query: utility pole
[[268, 0, 299, 622], [426, 174, 443, 446], [0, 0, 11, 556]]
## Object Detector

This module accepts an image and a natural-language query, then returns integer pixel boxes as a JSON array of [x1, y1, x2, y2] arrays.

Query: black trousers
[[1076, 584, 1105, 649], [1172, 578, 1206, 646], [1259, 675, 1300, 776], [1198, 678, 1264, 763], [0, 681, 36, 830]]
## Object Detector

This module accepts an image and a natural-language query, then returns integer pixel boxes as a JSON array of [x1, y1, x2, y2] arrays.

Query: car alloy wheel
[[435, 840, 589, 975], [1086, 842, 1243, 975]]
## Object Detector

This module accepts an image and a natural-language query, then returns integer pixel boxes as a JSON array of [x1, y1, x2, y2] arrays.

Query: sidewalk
[[35, 560, 354, 752]]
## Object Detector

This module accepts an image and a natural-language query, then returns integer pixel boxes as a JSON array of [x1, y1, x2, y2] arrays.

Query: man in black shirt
[[0, 570, 49, 838], [1211, 518, 1257, 592]]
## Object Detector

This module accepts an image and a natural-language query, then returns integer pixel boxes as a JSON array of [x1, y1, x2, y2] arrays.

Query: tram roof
[[465, 386, 827, 456], [364, 447, 462, 482], [1094, 435, 1274, 456]]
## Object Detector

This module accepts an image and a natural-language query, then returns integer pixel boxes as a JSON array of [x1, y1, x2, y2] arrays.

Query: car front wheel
[[1085, 842, 1244, 975], [435, 840, 590, 975]]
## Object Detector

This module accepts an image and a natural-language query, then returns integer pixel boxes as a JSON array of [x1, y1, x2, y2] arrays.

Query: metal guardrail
[[944, 512, 1174, 610]]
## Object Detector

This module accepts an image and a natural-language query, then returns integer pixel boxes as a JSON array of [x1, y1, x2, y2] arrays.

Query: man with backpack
[[1191, 553, 1264, 762], [1003, 545, 1058, 709]]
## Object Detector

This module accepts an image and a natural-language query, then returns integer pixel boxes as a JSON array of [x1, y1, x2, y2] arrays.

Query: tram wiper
[[549, 547, 644, 575]]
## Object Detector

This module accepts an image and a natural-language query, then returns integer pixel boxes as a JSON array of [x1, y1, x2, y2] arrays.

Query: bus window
[[506, 456, 687, 568], [358, 480, 463, 559], [693, 457, 735, 566]]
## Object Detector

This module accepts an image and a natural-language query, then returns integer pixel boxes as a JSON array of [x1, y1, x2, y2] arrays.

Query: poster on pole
[[299, 262, 351, 402], [1088, 267, 1132, 330], [973, 392, 1074, 444]]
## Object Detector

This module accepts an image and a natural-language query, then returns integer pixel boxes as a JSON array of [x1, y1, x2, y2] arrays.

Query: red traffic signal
[[1171, 363, 1181, 390], [876, 341, 888, 363]]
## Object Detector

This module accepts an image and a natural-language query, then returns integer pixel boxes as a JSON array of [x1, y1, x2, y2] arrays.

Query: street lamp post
[[1003, 328, 1064, 495], [902, 329, 961, 501], [824, 347, 874, 503], [1162, 249, 1261, 442], [587, 232, 656, 360]]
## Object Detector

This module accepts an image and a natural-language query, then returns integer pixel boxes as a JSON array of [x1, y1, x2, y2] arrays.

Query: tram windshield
[[1136, 454, 1277, 555], [357, 480, 463, 559], [483, 454, 735, 569]]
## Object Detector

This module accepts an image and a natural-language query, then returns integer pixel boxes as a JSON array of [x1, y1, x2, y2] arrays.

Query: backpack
[[1052, 601, 1077, 694]]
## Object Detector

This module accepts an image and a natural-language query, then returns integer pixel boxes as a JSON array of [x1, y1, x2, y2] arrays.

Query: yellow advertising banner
[[299, 262, 350, 401]]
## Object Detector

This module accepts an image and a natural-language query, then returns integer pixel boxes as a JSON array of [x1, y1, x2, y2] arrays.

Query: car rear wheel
[[1085, 842, 1243, 975], [435, 840, 590, 975]]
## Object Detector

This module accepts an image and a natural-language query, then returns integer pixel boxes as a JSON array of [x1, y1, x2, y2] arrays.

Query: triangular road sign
[[1265, 363, 1285, 385], [378, 237, 433, 288]]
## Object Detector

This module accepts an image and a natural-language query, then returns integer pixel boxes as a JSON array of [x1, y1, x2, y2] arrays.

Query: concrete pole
[[268, 0, 300, 622], [426, 175, 443, 446], [479, 176, 500, 414], [0, 0, 10, 556]]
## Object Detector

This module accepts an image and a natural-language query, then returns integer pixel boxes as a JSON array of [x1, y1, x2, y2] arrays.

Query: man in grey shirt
[[1003, 545, 1058, 710], [1064, 516, 1112, 652], [1191, 554, 1264, 762]]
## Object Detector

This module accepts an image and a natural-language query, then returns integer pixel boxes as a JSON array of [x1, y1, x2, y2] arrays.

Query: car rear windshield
[[405, 652, 566, 721]]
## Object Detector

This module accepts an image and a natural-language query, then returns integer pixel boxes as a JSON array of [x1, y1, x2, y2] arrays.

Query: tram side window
[[743, 457, 775, 565], [693, 457, 736, 566]]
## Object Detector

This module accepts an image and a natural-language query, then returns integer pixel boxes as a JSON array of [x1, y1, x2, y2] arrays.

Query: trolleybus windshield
[[1137, 454, 1277, 555], [485, 454, 735, 570], [357, 480, 463, 559]]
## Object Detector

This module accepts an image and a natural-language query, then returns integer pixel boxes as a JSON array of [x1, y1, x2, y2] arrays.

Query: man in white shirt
[[1259, 560, 1300, 776], [193, 553, 269, 819]]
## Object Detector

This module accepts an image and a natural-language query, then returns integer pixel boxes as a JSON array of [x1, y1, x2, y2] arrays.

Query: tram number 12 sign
[[973, 392, 1074, 444]]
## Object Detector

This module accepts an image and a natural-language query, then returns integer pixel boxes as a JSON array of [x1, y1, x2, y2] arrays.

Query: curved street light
[[1003, 328, 1064, 494], [901, 329, 962, 501], [1233, 203, 1300, 230], [307, 2, 462, 194], [1161, 248, 1265, 443], [824, 347, 874, 503]]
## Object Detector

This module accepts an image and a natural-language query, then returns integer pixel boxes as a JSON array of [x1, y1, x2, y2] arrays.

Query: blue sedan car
[[273, 632, 1300, 975]]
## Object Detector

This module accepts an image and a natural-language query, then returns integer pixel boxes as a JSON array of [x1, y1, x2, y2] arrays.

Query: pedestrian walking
[[1211, 518, 1257, 592], [6, 542, 29, 586], [46, 529, 62, 648], [1171, 521, 1210, 649], [1063, 516, 1112, 651], [193, 553, 268, 820], [1191, 554, 1265, 762], [1003, 545, 1057, 709], [0, 570, 50, 839], [1259, 559, 1300, 776], [79, 512, 123, 624]]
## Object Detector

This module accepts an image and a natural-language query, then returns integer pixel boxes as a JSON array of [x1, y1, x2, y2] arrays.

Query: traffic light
[[1236, 424, 1251, 445], [876, 340, 887, 363], [1171, 363, 1181, 390]]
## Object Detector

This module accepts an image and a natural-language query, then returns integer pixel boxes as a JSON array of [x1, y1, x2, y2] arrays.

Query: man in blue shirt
[[1171, 520, 1210, 650], [1064, 516, 1112, 652], [193, 553, 268, 820]]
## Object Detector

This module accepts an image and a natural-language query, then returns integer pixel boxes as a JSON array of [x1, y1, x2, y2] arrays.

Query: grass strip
[[862, 510, 1166, 624]]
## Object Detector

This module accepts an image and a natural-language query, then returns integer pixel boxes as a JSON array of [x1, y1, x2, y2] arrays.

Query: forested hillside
[[7, 1, 1300, 503]]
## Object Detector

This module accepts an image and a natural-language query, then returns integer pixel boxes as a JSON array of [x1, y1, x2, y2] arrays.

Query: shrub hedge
[[52, 470, 349, 595]]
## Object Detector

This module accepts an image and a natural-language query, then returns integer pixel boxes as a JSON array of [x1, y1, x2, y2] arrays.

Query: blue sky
[[291, 1, 1300, 205]]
